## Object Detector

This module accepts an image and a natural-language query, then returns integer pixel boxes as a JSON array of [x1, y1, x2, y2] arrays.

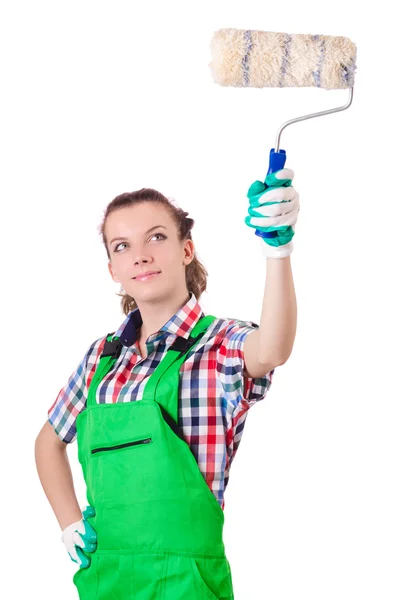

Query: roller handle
[[255, 148, 287, 240], [267, 148, 287, 174]]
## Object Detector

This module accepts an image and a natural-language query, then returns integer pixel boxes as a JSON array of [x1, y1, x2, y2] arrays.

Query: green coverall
[[73, 314, 235, 599]]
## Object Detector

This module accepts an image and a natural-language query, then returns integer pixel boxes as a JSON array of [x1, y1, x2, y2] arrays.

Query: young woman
[[35, 172, 299, 599]]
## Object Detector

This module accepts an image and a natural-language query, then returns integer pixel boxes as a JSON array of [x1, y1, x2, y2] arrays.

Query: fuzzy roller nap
[[209, 28, 357, 243], [209, 29, 357, 90]]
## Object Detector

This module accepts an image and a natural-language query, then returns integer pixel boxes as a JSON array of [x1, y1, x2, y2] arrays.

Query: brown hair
[[98, 188, 208, 315]]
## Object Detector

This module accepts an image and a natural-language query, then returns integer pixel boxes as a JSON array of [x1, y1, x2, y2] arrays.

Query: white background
[[1, 1, 396, 598]]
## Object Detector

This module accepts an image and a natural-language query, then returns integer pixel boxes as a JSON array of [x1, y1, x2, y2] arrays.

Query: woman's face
[[106, 202, 194, 302]]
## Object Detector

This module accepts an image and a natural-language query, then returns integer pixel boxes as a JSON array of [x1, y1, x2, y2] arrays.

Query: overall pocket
[[87, 434, 154, 506], [189, 557, 219, 600], [91, 436, 152, 454], [161, 554, 220, 600]]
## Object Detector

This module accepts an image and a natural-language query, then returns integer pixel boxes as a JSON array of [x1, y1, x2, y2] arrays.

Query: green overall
[[73, 314, 235, 600]]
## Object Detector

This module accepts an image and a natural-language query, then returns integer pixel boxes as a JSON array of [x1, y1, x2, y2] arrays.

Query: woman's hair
[[98, 188, 208, 315]]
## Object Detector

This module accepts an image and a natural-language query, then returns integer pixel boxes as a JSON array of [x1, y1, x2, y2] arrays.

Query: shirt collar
[[114, 291, 205, 346]]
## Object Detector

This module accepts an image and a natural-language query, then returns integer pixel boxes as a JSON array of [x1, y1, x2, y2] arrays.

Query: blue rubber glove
[[61, 505, 97, 569], [245, 168, 300, 259]]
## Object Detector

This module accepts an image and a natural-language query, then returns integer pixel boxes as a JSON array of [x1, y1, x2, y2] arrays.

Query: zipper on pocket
[[91, 437, 152, 454]]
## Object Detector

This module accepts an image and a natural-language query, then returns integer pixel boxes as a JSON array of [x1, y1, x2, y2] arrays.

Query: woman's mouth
[[134, 272, 161, 282]]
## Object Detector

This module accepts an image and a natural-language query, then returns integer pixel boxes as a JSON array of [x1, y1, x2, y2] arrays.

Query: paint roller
[[209, 28, 357, 241]]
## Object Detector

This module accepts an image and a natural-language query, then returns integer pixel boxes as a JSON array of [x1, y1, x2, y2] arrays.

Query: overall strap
[[86, 334, 123, 409], [86, 315, 216, 410], [143, 314, 217, 424]]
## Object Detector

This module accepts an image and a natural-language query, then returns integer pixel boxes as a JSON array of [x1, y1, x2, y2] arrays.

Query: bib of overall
[[72, 314, 235, 600]]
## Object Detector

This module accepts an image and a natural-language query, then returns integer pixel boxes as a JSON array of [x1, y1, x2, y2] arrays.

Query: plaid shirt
[[48, 292, 275, 510]]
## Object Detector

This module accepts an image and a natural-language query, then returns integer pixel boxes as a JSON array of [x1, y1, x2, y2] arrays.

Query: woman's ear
[[184, 240, 195, 265], [108, 261, 119, 283]]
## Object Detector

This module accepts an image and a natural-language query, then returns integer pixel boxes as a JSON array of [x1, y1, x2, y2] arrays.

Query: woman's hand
[[245, 168, 300, 259], [61, 505, 97, 569]]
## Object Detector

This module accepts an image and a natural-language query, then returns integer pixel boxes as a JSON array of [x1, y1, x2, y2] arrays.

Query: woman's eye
[[114, 233, 166, 253], [152, 233, 166, 242]]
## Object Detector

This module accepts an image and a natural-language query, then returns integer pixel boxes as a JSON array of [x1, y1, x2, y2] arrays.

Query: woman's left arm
[[259, 255, 297, 364], [243, 256, 297, 377], [243, 167, 299, 375]]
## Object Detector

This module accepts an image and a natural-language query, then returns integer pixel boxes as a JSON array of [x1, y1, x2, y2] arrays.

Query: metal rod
[[275, 87, 354, 152]]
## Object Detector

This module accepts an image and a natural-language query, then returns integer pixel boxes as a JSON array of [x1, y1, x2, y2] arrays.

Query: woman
[[35, 171, 298, 599]]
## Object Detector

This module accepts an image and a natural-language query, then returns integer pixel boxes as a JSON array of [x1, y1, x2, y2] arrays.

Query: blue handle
[[255, 148, 287, 240], [267, 148, 287, 175]]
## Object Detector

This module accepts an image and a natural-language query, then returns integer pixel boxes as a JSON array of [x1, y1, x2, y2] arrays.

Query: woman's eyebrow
[[110, 225, 167, 245]]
